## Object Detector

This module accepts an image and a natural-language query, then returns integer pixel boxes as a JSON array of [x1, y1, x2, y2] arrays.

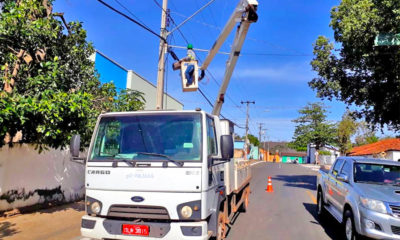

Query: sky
[[53, 0, 364, 141]]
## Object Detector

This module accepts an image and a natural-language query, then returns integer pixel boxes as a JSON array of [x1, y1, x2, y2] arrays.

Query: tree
[[0, 0, 144, 151], [354, 121, 379, 146], [290, 102, 337, 152], [310, 0, 400, 132], [247, 134, 259, 147], [337, 111, 357, 154]]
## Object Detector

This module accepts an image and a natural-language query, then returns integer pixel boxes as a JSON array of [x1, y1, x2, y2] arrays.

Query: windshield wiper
[[135, 152, 183, 167]]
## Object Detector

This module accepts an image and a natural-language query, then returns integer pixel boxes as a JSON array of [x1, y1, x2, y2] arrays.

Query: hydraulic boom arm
[[200, 0, 258, 116]]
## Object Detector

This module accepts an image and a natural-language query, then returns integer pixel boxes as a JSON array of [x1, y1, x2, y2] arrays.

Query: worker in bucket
[[184, 43, 196, 86]]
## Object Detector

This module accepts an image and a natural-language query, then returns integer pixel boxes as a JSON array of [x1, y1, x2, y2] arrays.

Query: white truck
[[70, 1, 258, 239]]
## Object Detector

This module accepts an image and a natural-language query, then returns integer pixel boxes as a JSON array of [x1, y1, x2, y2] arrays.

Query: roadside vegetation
[[0, 0, 145, 152]]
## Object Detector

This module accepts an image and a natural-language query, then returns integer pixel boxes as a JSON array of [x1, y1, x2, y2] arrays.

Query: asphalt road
[[226, 162, 344, 240], [0, 162, 345, 240]]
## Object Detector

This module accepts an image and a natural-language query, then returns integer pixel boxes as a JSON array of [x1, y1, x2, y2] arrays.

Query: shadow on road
[[0, 221, 19, 239], [273, 175, 317, 190], [303, 203, 344, 240]]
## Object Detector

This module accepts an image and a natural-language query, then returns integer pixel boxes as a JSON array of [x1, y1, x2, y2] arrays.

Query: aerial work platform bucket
[[180, 60, 199, 92]]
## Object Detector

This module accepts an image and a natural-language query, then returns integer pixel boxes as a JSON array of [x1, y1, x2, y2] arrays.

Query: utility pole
[[258, 123, 264, 160], [155, 0, 168, 110], [241, 101, 255, 158]]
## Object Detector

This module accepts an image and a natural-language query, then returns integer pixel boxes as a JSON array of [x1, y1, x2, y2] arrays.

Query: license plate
[[122, 224, 149, 236]]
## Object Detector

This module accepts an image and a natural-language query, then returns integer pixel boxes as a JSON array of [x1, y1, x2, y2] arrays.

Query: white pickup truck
[[317, 157, 400, 240], [70, 110, 251, 240]]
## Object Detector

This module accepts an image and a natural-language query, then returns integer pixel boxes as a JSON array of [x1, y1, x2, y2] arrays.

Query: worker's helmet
[[187, 43, 193, 49]]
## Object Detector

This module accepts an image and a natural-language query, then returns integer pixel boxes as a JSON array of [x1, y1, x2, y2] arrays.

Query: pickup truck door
[[327, 159, 344, 209], [334, 161, 352, 212]]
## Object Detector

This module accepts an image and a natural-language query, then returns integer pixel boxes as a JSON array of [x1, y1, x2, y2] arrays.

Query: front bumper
[[81, 215, 210, 240], [359, 207, 400, 239]]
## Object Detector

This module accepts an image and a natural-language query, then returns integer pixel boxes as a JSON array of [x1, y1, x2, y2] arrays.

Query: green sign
[[374, 33, 400, 46]]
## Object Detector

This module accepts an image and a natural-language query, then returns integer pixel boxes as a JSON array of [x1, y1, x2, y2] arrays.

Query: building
[[348, 138, 400, 161], [260, 141, 306, 163], [307, 144, 340, 165], [92, 51, 183, 110]]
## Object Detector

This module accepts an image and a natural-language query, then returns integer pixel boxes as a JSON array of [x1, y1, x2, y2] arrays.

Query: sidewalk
[[0, 201, 84, 240], [299, 164, 322, 172]]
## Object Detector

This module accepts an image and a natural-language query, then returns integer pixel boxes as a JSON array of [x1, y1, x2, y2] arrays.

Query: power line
[[97, 0, 166, 42], [113, 0, 150, 29]]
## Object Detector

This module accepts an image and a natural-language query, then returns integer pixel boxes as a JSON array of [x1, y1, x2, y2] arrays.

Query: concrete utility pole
[[258, 123, 264, 160], [241, 101, 255, 157], [155, 0, 168, 110]]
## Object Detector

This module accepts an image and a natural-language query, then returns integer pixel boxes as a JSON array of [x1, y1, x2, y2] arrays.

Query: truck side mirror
[[220, 135, 234, 160], [337, 173, 349, 183], [70, 134, 81, 158]]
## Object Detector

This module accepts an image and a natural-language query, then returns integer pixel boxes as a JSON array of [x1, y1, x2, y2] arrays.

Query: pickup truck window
[[90, 114, 202, 162], [332, 159, 344, 176], [340, 161, 352, 176], [354, 163, 400, 185], [207, 116, 218, 156]]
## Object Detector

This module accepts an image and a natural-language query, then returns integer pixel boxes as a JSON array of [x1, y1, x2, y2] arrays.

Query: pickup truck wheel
[[316, 190, 325, 218], [344, 210, 358, 240]]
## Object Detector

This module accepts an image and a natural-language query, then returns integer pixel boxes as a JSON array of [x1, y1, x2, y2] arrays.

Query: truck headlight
[[86, 196, 102, 215], [360, 197, 387, 214], [90, 201, 101, 215], [180, 206, 193, 219]]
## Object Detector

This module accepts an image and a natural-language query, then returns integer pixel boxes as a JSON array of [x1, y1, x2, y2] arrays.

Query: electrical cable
[[113, 0, 150, 29], [97, 0, 167, 42]]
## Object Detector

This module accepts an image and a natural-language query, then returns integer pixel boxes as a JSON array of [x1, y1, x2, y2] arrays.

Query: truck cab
[[71, 110, 250, 240]]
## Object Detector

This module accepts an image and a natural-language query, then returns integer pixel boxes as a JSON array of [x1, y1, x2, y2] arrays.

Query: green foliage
[[354, 121, 379, 146], [290, 102, 337, 151], [318, 150, 332, 156], [310, 0, 400, 132], [0, 0, 144, 151], [337, 111, 357, 154], [247, 134, 259, 147]]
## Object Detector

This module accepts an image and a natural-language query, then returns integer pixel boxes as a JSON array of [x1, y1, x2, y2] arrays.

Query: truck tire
[[316, 190, 325, 219], [344, 210, 358, 240], [239, 191, 249, 212], [210, 210, 227, 240]]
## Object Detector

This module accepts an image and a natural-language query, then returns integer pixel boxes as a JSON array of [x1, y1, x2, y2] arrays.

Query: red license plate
[[122, 224, 149, 236]]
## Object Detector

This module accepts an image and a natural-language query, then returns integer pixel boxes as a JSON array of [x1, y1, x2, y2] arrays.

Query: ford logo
[[131, 196, 145, 202]]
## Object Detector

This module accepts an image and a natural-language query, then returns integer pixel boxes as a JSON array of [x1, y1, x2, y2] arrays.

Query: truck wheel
[[239, 191, 249, 212], [316, 190, 325, 218], [216, 211, 227, 240], [344, 210, 358, 240]]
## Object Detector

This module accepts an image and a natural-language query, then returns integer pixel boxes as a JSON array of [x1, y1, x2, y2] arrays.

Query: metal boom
[[200, 0, 258, 116]]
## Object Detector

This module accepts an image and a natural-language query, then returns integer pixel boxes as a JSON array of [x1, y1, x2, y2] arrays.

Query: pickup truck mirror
[[220, 135, 234, 160], [70, 134, 81, 158], [337, 173, 349, 183]]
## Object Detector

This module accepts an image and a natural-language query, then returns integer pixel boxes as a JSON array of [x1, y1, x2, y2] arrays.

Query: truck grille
[[108, 205, 170, 220], [390, 205, 400, 218], [392, 226, 400, 235]]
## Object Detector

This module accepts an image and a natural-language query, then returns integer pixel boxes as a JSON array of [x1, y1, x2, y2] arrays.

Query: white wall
[[393, 151, 400, 161], [127, 70, 183, 110], [0, 145, 85, 211]]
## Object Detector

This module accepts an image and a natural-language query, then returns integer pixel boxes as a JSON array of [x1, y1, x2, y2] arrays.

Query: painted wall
[[93, 51, 183, 111], [282, 156, 304, 164], [0, 145, 85, 212], [127, 70, 183, 110]]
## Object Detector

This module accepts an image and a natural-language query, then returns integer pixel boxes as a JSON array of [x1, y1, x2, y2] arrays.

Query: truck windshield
[[354, 163, 400, 185], [90, 113, 202, 162]]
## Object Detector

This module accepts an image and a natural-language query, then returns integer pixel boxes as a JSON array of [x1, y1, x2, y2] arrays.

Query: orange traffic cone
[[266, 176, 274, 193]]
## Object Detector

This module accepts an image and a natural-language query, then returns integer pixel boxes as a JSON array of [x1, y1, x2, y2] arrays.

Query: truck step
[[324, 204, 343, 223]]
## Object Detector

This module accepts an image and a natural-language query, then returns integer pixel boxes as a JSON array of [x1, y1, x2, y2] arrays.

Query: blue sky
[[53, 0, 361, 141]]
